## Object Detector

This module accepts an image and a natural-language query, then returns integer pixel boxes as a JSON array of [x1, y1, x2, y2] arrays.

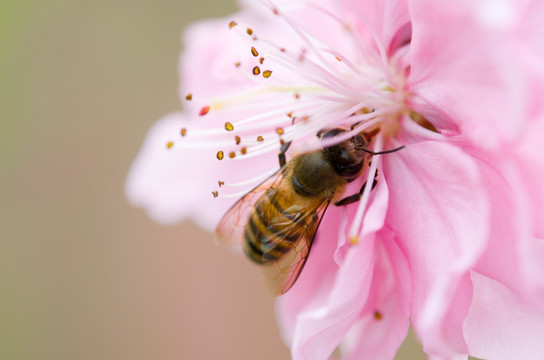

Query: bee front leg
[[278, 141, 292, 168], [334, 176, 378, 206]]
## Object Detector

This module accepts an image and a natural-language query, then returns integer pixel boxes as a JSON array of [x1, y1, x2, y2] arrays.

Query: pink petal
[[290, 235, 376, 360], [384, 118, 489, 357], [407, 0, 544, 148], [464, 272, 544, 359], [341, 229, 411, 360], [512, 120, 544, 239], [180, 3, 351, 105], [469, 143, 544, 303], [179, 12, 260, 102], [499, 159, 544, 302], [338, 0, 410, 56], [334, 162, 389, 265], [125, 112, 277, 231]]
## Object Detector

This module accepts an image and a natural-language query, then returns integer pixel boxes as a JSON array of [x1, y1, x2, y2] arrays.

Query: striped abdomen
[[243, 188, 310, 264]]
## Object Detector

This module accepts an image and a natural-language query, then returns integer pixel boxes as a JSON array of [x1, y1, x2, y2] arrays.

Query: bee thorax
[[291, 152, 344, 198]]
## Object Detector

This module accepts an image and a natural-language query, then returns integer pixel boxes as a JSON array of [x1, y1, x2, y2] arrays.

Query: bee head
[[320, 128, 368, 180]]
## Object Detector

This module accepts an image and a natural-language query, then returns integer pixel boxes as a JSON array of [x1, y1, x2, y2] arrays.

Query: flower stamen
[[349, 132, 383, 241]]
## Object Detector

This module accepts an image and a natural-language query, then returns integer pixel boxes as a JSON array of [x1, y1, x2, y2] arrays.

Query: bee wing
[[215, 169, 284, 247], [262, 199, 330, 296]]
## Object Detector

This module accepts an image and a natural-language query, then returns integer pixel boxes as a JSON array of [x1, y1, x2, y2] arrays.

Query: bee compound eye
[[320, 128, 345, 139]]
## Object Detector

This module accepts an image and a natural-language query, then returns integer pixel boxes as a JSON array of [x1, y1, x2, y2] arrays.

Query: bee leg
[[334, 176, 378, 206], [278, 141, 292, 168]]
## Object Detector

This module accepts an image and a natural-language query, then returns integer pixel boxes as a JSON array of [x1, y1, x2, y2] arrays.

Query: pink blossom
[[126, 0, 544, 358]]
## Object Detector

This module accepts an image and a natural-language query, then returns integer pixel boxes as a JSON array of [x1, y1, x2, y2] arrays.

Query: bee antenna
[[358, 145, 405, 155]]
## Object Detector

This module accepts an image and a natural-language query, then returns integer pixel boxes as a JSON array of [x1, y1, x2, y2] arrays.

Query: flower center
[[170, 3, 436, 243]]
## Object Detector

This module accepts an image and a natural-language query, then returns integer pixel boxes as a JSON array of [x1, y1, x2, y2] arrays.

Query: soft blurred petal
[[338, 0, 410, 56], [384, 119, 488, 357], [290, 235, 376, 360], [511, 120, 544, 238], [464, 272, 544, 359], [341, 229, 411, 360], [125, 112, 277, 230], [469, 148, 544, 303], [126, 113, 216, 227], [407, 0, 544, 147], [179, 12, 258, 101]]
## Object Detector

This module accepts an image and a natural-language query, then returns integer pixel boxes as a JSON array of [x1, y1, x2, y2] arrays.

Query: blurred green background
[[0, 0, 424, 358]]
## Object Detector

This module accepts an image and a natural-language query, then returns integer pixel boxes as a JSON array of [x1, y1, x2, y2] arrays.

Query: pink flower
[[126, 0, 544, 358]]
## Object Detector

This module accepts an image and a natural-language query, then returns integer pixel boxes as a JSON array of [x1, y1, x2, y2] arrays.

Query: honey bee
[[215, 128, 401, 295]]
